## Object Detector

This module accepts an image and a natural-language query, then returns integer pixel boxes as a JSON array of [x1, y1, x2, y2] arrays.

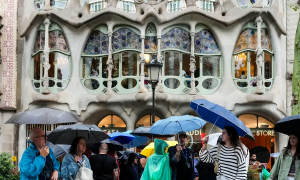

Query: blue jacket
[[19, 143, 60, 180], [61, 153, 91, 180]]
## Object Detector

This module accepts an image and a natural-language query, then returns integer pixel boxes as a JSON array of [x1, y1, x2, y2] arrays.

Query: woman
[[200, 126, 247, 180], [61, 137, 91, 180], [268, 133, 300, 180], [120, 153, 141, 180]]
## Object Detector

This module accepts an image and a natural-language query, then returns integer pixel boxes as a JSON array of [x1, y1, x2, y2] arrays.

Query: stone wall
[[0, 111, 18, 156]]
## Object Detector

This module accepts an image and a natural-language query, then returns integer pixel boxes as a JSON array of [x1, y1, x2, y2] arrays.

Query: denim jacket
[[61, 153, 91, 180], [267, 148, 300, 180]]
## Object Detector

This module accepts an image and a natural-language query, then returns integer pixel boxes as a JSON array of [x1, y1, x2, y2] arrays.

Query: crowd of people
[[19, 126, 299, 180]]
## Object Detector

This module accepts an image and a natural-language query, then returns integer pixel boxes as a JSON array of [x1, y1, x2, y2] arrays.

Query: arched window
[[194, 25, 222, 94], [239, 114, 274, 128], [34, 0, 68, 11], [81, 25, 109, 94], [237, 0, 272, 8], [136, 115, 161, 128], [233, 22, 273, 93], [98, 115, 127, 133], [161, 26, 192, 94], [32, 24, 71, 93], [110, 27, 141, 93]]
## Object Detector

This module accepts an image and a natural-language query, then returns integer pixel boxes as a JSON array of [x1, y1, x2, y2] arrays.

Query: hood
[[154, 139, 168, 155]]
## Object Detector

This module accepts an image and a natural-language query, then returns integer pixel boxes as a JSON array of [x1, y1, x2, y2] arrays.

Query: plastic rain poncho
[[140, 139, 172, 180]]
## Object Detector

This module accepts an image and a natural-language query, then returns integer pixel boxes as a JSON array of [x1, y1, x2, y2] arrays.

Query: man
[[90, 143, 119, 180], [194, 153, 200, 180], [19, 128, 60, 180], [168, 132, 195, 180], [250, 153, 260, 166]]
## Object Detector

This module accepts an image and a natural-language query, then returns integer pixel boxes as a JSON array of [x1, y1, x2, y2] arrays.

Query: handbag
[[73, 158, 94, 180], [214, 144, 221, 174]]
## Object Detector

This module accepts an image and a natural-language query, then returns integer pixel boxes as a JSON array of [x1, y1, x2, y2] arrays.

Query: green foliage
[[290, 3, 300, 11], [0, 152, 20, 180]]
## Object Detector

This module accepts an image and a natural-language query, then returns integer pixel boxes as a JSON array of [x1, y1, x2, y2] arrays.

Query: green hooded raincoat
[[141, 139, 172, 180]]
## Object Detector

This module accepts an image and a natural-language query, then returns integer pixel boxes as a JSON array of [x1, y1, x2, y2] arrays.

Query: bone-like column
[[42, 18, 51, 94], [189, 32, 198, 94], [106, 32, 114, 94], [254, 16, 264, 95], [138, 37, 148, 93]]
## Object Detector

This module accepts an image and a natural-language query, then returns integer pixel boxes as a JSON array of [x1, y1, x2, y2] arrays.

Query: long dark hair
[[221, 126, 245, 154], [284, 133, 300, 159], [70, 136, 85, 155]]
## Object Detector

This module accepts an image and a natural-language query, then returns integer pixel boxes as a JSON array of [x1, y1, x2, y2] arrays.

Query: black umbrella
[[131, 126, 174, 137], [274, 114, 300, 135], [250, 146, 270, 163], [47, 124, 109, 145], [5, 108, 81, 124], [87, 139, 123, 154]]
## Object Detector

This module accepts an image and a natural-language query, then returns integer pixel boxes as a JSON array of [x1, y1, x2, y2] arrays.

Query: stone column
[[138, 37, 148, 93], [254, 16, 264, 95], [106, 32, 114, 94], [156, 37, 164, 92], [18, 124, 26, 168], [277, 132, 288, 152], [189, 32, 198, 94], [42, 18, 51, 94]]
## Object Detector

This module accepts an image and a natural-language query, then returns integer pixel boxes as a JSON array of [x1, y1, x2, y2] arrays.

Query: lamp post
[[145, 59, 163, 125]]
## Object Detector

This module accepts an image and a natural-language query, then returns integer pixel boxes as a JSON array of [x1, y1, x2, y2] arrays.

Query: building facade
[[0, 0, 293, 165]]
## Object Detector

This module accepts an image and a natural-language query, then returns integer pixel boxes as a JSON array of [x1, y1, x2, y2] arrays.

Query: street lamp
[[145, 59, 163, 125]]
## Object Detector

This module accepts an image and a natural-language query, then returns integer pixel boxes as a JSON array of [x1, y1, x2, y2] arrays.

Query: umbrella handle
[[208, 116, 220, 136]]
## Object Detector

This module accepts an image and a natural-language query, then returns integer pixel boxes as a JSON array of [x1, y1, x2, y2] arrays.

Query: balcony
[[166, 0, 187, 12], [196, 0, 215, 12], [116, 0, 136, 13], [89, 0, 108, 13]]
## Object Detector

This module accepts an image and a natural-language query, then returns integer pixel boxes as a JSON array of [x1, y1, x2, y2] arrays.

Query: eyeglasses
[[34, 135, 46, 138]]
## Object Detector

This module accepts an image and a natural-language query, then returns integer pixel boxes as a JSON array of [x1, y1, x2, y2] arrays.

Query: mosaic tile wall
[[0, 0, 17, 109]]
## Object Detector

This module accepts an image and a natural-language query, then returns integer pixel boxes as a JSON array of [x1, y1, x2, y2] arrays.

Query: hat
[[178, 131, 187, 137]]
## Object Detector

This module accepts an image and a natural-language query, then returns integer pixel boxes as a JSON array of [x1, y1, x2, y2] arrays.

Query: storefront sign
[[251, 129, 275, 136], [101, 128, 126, 134], [186, 129, 202, 136]]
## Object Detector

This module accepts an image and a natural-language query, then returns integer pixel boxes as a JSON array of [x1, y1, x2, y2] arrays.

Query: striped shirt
[[199, 144, 247, 180]]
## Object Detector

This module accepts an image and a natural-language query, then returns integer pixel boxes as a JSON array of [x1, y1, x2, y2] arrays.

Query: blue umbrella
[[109, 132, 135, 144], [149, 115, 207, 135], [190, 99, 255, 140], [123, 135, 149, 148]]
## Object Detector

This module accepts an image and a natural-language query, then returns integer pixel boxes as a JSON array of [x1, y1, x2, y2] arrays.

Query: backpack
[[73, 158, 94, 180]]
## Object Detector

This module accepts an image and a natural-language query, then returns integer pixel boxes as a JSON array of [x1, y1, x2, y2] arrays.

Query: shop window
[[233, 26, 273, 93], [239, 114, 274, 128], [34, 0, 68, 11], [98, 115, 126, 128], [136, 115, 160, 127], [32, 24, 70, 93]]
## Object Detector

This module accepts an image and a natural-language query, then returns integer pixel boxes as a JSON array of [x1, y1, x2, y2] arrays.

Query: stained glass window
[[234, 28, 272, 52], [194, 29, 220, 54], [83, 30, 109, 54], [144, 36, 157, 52], [34, 30, 45, 52], [112, 28, 141, 52], [161, 27, 191, 52], [34, 29, 69, 53], [49, 30, 69, 52]]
